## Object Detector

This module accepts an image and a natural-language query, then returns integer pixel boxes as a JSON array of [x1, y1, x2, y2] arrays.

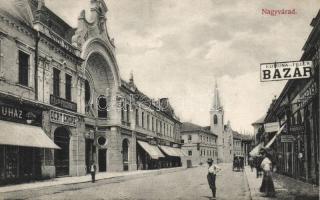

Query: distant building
[[210, 82, 233, 163], [232, 131, 254, 165], [181, 122, 218, 166]]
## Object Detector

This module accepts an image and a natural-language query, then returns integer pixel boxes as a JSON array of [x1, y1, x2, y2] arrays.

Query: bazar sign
[[264, 122, 279, 133], [50, 110, 77, 127], [260, 61, 312, 82]]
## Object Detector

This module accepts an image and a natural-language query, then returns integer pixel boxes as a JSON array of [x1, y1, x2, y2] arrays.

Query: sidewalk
[[0, 167, 186, 194], [244, 166, 319, 200]]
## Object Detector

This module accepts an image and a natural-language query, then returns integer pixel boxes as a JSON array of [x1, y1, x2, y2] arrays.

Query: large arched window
[[214, 115, 218, 124]]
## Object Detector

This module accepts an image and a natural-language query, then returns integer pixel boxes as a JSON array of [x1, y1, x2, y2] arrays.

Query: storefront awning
[[265, 124, 286, 148], [249, 142, 264, 157], [159, 145, 186, 157], [137, 140, 164, 159], [0, 120, 60, 149]]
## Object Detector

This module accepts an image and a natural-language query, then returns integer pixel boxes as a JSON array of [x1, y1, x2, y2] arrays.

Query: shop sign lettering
[[260, 61, 313, 82], [298, 80, 317, 107], [281, 135, 295, 143], [50, 110, 77, 127], [0, 103, 41, 126]]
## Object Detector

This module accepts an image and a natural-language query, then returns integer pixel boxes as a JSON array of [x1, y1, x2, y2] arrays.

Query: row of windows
[[200, 135, 216, 144], [120, 105, 175, 138], [135, 109, 174, 138], [17, 50, 73, 101], [200, 149, 215, 157], [53, 67, 73, 101]]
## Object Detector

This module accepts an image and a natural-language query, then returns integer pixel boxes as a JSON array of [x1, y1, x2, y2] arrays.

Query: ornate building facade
[[0, 0, 183, 185]]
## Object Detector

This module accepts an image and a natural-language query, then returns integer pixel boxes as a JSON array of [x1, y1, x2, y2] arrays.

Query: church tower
[[210, 81, 224, 162]]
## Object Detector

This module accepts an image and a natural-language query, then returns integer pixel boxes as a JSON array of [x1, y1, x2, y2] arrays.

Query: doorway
[[98, 149, 106, 172], [122, 139, 129, 171], [54, 127, 70, 177], [85, 139, 95, 174]]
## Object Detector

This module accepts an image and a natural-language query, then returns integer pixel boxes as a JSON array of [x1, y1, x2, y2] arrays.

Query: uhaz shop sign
[[260, 61, 312, 82]]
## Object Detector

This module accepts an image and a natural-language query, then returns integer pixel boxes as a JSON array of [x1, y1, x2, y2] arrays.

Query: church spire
[[212, 80, 222, 110]]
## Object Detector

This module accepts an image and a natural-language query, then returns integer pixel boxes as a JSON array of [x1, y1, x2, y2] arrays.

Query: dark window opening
[[85, 80, 91, 104], [214, 115, 218, 124], [98, 95, 107, 118], [65, 74, 72, 101], [126, 104, 130, 123], [53, 68, 60, 97], [135, 109, 139, 126], [18, 51, 29, 86]]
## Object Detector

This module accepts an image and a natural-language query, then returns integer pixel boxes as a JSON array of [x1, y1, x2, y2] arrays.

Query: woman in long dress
[[260, 151, 276, 197]]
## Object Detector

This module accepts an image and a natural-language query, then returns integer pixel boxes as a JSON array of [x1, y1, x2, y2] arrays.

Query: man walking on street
[[207, 158, 221, 199], [90, 160, 97, 183]]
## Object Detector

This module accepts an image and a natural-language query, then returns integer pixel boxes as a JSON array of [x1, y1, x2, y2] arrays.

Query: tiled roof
[[181, 122, 217, 136]]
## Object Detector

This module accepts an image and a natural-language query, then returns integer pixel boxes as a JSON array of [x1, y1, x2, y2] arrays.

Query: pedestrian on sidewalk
[[90, 160, 97, 183], [255, 156, 263, 178], [259, 149, 276, 197], [249, 156, 254, 172], [207, 158, 221, 200]]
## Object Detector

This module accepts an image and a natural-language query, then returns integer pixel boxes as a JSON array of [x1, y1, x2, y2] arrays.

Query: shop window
[[53, 68, 60, 97], [188, 150, 192, 156], [65, 74, 72, 101], [18, 50, 29, 86]]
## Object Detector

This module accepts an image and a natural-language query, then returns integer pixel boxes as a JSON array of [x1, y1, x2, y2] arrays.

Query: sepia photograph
[[0, 0, 319, 199]]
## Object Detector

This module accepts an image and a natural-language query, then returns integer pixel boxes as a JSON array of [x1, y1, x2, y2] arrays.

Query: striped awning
[[159, 145, 186, 157], [137, 140, 164, 159], [0, 120, 60, 149]]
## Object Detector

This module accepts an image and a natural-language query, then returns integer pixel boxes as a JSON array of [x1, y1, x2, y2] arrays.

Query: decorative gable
[[72, 0, 115, 51]]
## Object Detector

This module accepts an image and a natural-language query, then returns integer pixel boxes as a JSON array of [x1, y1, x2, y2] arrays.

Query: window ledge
[[16, 83, 34, 91]]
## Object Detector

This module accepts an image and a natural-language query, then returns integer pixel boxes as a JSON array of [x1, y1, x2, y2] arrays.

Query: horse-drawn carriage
[[232, 156, 244, 171]]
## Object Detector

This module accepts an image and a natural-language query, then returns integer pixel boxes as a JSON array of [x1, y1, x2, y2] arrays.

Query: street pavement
[[1, 163, 251, 200]]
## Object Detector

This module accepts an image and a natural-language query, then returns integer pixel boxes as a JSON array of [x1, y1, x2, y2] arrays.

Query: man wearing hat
[[207, 158, 221, 199]]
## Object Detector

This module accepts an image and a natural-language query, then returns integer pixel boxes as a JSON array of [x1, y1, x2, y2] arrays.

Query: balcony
[[121, 120, 131, 127]]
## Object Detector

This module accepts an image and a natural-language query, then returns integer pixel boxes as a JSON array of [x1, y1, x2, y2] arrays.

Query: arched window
[[214, 115, 218, 124]]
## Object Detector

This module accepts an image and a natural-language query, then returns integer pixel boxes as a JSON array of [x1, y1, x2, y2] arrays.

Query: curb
[[0, 167, 187, 194], [243, 167, 254, 200]]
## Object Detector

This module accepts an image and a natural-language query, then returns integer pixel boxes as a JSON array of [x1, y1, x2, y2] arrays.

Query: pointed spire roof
[[212, 80, 222, 110]]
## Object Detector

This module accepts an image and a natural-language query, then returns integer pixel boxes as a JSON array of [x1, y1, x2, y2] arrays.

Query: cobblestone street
[[2, 164, 250, 200]]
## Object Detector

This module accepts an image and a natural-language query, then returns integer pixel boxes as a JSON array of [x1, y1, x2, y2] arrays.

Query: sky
[[46, 0, 320, 134]]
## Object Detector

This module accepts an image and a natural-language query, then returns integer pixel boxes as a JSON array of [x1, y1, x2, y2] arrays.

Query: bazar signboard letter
[[260, 61, 313, 82]]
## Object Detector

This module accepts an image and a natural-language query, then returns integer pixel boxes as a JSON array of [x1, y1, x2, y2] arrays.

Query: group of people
[[206, 148, 276, 199]]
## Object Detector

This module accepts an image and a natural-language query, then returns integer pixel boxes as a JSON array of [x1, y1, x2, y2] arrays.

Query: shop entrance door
[[85, 139, 95, 174], [122, 139, 129, 171], [98, 149, 106, 172], [54, 127, 70, 177]]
